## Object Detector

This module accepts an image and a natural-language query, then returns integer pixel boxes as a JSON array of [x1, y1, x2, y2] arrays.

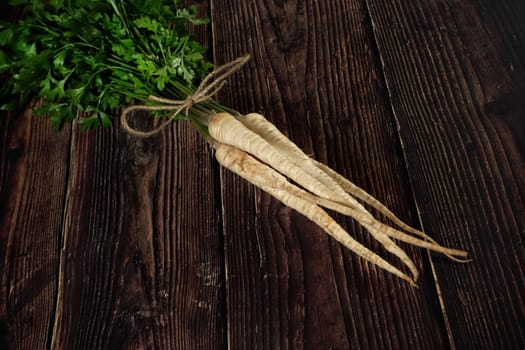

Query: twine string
[[121, 54, 250, 137]]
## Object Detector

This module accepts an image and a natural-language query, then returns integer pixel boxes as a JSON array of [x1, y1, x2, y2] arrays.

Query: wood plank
[[0, 106, 70, 349], [49, 118, 224, 349], [365, 0, 525, 348], [212, 0, 452, 348]]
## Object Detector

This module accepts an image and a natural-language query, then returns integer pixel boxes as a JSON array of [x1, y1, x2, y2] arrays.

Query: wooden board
[[366, 0, 525, 348], [49, 119, 223, 349], [0, 107, 70, 349]]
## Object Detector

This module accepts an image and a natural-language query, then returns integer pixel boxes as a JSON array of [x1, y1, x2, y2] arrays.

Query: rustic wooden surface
[[1, 0, 524, 349]]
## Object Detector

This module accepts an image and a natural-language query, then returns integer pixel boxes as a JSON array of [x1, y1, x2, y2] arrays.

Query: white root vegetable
[[214, 142, 417, 285], [210, 113, 416, 273], [209, 112, 469, 285]]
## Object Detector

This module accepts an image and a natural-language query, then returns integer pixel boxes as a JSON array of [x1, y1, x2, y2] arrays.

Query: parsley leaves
[[1, 0, 212, 130]]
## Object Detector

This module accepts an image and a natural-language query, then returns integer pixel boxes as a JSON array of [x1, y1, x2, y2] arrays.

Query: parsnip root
[[209, 112, 469, 285]]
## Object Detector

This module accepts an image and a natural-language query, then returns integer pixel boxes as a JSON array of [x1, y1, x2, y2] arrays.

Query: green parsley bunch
[[0, 0, 215, 130]]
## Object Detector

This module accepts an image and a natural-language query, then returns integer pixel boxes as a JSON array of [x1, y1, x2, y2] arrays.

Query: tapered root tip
[[449, 255, 473, 264], [399, 272, 418, 287], [399, 273, 418, 287], [441, 249, 471, 263], [410, 273, 419, 287]]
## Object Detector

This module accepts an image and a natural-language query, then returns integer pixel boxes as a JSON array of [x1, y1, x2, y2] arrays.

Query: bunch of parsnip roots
[[207, 112, 469, 286]]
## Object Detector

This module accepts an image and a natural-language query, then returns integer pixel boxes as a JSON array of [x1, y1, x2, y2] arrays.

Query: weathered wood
[[212, 0, 452, 348], [49, 118, 223, 349], [0, 107, 70, 349], [1, 0, 524, 349], [366, 0, 525, 348]]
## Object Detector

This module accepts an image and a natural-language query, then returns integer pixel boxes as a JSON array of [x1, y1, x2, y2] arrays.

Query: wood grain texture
[[0, 107, 70, 349], [50, 119, 223, 349], [212, 0, 451, 348], [365, 0, 525, 348], [1, 0, 524, 349]]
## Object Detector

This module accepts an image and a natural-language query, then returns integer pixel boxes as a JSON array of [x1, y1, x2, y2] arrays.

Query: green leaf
[[78, 111, 111, 131], [133, 16, 160, 32], [135, 54, 157, 79], [53, 77, 68, 99], [49, 0, 64, 10], [14, 40, 37, 56], [180, 65, 194, 83], [39, 70, 56, 96], [154, 66, 170, 90], [185, 51, 203, 62], [48, 106, 74, 130], [101, 92, 121, 109], [176, 6, 209, 25], [33, 102, 66, 116], [111, 38, 135, 60], [0, 101, 18, 110], [0, 50, 9, 73], [0, 28, 13, 46], [53, 50, 67, 67], [99, 111, 112, 127], [67, 86, 86, 103]]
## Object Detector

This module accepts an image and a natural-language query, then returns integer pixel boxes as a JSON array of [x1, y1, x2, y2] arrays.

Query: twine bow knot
[[121, 54, 250, 137]]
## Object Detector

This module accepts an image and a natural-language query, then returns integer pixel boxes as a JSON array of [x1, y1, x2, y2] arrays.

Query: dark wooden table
[[1, 1, 524, 349]]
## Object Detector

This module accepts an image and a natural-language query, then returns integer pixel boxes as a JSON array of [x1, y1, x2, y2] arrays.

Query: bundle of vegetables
[[0, 0, 468, 285]]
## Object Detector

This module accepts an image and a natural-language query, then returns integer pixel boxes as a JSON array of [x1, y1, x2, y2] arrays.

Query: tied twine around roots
[[121, 54, 251, 137]]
